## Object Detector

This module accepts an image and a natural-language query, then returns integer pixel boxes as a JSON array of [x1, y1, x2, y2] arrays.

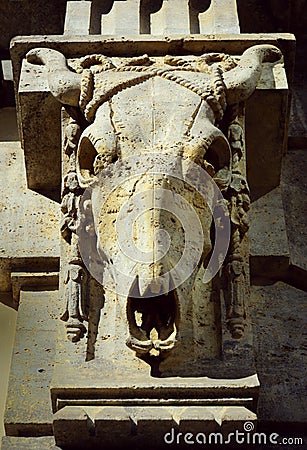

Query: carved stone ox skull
[[26, 45, 281, 355]]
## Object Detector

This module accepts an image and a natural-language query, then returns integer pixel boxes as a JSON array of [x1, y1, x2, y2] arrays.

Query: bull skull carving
[[26, 44, 281, 107], [26, 45, 282, 355]]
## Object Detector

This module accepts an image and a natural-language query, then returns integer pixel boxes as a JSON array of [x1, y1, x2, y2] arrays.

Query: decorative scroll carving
[[60, 120, 82, 242], [60, 119, 86, 341], [26, 45, 282, 356], [62, 242, 86, 342], [223, 111, 250, 338]]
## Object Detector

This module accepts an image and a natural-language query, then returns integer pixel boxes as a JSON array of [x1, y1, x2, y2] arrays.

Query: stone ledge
[[4, 291, 61, 438], [51, 374, 260, 414], [53, 405, 257, 448]]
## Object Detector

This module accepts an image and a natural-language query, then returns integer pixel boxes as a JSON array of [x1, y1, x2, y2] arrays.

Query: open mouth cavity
[[126, 280, 179, 357]]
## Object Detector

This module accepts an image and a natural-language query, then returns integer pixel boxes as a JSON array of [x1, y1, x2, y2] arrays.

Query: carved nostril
[[77, 136, 97, 184], [77, 131, 119, 182], [205, 134, 231, 173]]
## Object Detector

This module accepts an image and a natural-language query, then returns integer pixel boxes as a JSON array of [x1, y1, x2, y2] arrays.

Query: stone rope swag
[[26, 44, 281, 356]]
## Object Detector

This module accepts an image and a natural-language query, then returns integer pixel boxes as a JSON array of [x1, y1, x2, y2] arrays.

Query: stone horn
[[224, 44, 282, 104], [26, 48, 81, 107]]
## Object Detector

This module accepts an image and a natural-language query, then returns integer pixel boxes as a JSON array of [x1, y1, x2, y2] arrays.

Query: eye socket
[[77, 136, 98, 187], [205, 135, 231, 172]]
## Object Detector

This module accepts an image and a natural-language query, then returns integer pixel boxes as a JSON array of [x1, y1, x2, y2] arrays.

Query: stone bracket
[[53, 405, 257, 448]]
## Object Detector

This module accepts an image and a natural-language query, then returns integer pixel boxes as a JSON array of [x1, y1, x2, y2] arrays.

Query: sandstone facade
[[0, 1, 306, 449]]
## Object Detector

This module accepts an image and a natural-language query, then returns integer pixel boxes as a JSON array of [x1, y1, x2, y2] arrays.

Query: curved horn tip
[[247, 44, 283, 63], [263, 44, 283, 62], [224, 44, 284, 105], [25, 48, 81, 106], [26, 47, 66, 66], [26, 48, 44, 65]]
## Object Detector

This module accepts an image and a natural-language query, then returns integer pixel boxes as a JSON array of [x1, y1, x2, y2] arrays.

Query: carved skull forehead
[[76, 85, 221, 299], [75, 70, 231, 292], [60, 46, 282, 187], [76, 80, 230, 187]]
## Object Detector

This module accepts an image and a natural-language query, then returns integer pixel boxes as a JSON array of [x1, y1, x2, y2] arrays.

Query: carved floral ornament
[[27, 45, 282, 355]]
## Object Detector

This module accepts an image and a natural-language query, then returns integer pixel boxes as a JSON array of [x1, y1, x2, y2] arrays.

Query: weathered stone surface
[[64, 1, 92, 35], [249, 186, 289, 282], [281, 149, 307, 274], [0, 137, 59, 260], [10, 33, 296, 84], [53, 406, 93, 449], [249, 187, 288, 259], [150, 0, 190, 34], [17, 69, 62, 192], [45, 0, 240, 37], [249, 148, 307, 288], [1, 436, 60, 450], [250, 282, 307, 423], [26, 39, 292, 448], [13, 42, 287, 358], [51, 333, 260, 407], [0, 304, 16, 440], [246, 69, 289, 201], [199, 0, 240, 34], [289, 67, 307, 147], [179, 407, 219, 434], [11, 272, 59, 306], [289, 87, 307, 146], [102, 0, 141, 35], [23, 43, 267, 362], [0, 108, 60, 297], [4, 291, 61, 436], [132, 407, 175, 443], [94, 406, 133, 442]]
